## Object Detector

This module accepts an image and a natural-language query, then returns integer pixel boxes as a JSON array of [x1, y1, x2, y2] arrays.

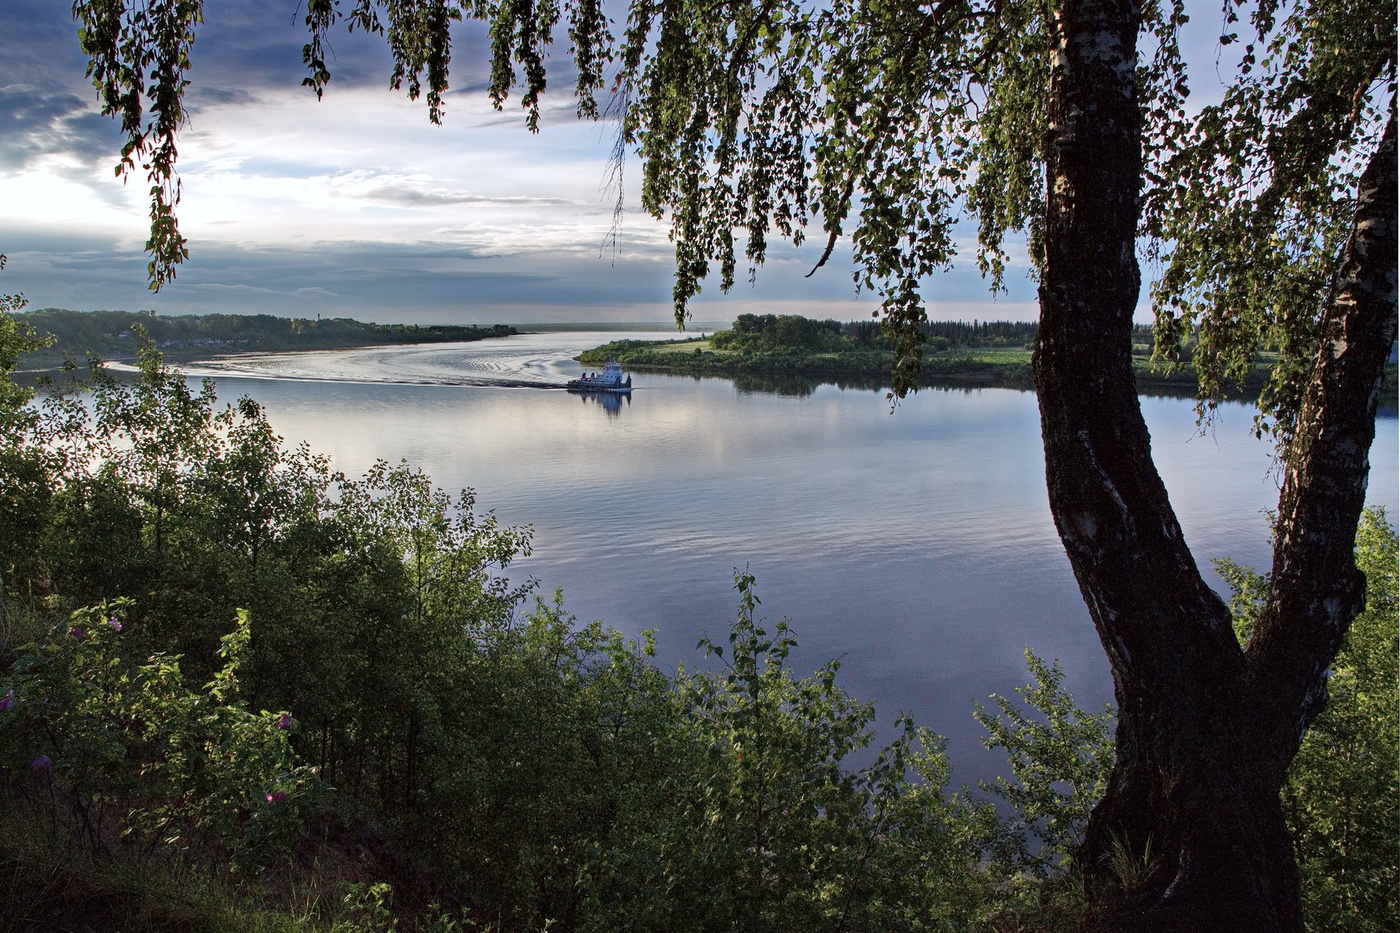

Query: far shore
[[578, 334, 1400, 405], [13, 308, 523, 372]]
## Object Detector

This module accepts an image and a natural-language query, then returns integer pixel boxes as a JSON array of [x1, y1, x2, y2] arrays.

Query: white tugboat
[[567, 360, 633, 394]]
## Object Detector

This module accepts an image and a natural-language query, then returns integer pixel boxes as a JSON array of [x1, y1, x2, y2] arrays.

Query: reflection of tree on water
[[732, 373, 821, 397], [731, 372, 1046, 398], [732, 373, 891, 397], [571, 389, 631, 417]]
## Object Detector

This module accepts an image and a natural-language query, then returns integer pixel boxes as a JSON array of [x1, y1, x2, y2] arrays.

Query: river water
[[177, 331, 1400, 784]]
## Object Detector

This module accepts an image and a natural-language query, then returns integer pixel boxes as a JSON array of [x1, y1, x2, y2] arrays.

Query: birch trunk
[[1034, 0, 1396, 927]]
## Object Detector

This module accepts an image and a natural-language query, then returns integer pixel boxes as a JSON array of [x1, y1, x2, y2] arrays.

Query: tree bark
[[1034, 2, 1396, 930]]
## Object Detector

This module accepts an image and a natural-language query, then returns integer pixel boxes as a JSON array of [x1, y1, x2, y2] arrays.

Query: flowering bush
[[0, 604, 317, 867]]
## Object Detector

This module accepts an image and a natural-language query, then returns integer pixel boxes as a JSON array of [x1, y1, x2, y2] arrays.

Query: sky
[[0, 0, 1232, 328]]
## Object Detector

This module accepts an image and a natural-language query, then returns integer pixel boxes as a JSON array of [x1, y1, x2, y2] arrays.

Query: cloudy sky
[[1, 1, 1233, 327]]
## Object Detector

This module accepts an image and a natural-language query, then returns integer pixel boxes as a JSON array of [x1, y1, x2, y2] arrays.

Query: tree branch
[[1245, 100, 1399, 778]]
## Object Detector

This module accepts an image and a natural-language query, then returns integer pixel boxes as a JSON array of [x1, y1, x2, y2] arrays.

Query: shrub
[[591, 573, 993, 933], [0, 606, 316, 868]]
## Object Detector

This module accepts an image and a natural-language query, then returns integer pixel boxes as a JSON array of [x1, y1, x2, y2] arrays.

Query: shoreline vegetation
[[581, 314, 1400, 404], [13, 308, 518, 370]]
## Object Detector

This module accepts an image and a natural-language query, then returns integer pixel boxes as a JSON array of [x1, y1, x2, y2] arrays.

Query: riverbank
[[579, 335, 1399, 404], [14, 308, 518, 370], [581, 337, 1211, 395]]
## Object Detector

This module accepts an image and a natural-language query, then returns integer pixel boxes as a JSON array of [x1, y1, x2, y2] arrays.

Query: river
[[175, 331, 1400, 784]]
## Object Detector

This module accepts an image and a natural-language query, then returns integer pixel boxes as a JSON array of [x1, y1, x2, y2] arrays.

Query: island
[[14, 308, 517, 370], [581, 313, 1400, 403]]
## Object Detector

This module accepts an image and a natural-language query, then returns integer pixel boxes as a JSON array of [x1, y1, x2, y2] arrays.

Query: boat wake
[[147, 332, 659, 389]]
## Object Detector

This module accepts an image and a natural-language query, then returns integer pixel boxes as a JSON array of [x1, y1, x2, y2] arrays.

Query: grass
[[0, 794, 468, 933], [650, 338, 717, 354]]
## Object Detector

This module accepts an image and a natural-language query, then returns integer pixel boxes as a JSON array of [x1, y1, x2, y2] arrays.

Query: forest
[[12, 309, 516, 369]]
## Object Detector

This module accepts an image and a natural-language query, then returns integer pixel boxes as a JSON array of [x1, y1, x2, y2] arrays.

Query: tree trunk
[[1245, 101, 1399, 782], [1034, 1, 1396, 930]]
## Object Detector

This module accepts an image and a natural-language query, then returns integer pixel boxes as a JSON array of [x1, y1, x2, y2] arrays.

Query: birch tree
[[66, 0, 1398, 927]]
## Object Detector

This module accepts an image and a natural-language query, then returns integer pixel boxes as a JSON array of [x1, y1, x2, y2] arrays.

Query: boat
[[567, 360, 633, 393]]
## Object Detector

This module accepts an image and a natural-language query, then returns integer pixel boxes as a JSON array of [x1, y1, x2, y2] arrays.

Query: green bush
[[576, 573, 993, 933], [0, 606, 315, 867]]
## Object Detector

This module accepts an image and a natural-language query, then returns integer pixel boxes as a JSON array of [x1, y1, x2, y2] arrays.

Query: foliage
[[71, 0, 200, 289], [0, 605, 315, 867], [975, 652, 1114, 878], [0, 276, 57, 641], [0, 255, 52, 412], [1144, 0, 1396, 440], [958, 654, 1113, 932], [0, 342, 538, 871], [2, 343, 1013, 930], [0, 804, 467, 933], [711, 314, 849, 353], [1216, 507, 1399, 931], [380, 592, 682, 929], [607, 572, 994, 933]]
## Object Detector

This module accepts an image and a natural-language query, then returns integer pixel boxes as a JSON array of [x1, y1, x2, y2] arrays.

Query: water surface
[[180, 332, 1400, 783]]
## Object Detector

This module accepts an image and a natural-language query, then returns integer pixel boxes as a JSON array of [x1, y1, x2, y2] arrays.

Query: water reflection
[[569, 388, 632, 417], [727, 372, 898, 397], [731, 373, 825, 397]]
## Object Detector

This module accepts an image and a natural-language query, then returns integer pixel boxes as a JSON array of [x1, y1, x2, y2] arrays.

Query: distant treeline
[[582, 313, 1042, 389], [732, 314, 1162, 351], [878, 318, 1049, 350], [16, 308, 516, 366], [719, 313, 1047, 351]]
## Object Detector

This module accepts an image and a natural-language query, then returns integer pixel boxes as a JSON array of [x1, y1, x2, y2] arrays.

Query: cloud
[[339, 176, 580, 208], [0, 0, 1054, 327], [190, 86, 260, 108], [183, 282, 335, 300], [0, 85, 124, 174], [193, 0, 394, 93], [0, 2, 93, 92], [186, 282, 284, 295]]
